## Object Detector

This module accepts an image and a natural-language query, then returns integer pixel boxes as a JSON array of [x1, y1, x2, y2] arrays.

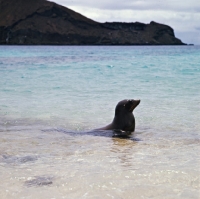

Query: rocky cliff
[[0, 0, 185, 45]]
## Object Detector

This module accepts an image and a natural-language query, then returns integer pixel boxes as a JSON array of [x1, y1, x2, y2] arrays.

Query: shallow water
[[0, 46, 200, 199]]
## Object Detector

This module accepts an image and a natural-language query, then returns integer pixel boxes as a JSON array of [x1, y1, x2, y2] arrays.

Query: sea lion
[[97, 99, 140, 133]]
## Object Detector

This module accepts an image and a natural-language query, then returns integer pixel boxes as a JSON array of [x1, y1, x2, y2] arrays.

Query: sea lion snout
[[129, 99, 140, 112], [135, 99, 140, 105]]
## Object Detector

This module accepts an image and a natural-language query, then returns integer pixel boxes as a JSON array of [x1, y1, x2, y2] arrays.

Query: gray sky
[[53, 0, 200, 44]]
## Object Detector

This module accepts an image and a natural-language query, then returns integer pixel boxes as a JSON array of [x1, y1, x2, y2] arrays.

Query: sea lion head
[[115, 99, 140, 115]]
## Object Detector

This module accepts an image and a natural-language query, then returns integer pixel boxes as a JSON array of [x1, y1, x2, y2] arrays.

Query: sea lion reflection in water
[[97, 99, 140, 137]]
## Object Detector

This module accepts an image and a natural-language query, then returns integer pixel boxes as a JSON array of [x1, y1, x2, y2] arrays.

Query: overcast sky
[[53, 0, 200, 44]]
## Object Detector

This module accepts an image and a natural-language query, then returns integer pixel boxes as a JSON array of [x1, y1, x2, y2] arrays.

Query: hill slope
[[0, 0, 185, 45]]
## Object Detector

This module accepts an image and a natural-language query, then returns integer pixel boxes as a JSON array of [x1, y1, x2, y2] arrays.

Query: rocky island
[[0, 0, 185, 45]]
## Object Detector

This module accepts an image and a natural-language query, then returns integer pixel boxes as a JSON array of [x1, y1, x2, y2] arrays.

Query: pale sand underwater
[[0, 121, 199, 199]]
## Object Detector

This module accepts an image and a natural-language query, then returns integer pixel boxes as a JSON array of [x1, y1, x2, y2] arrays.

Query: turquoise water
[[0, 46, 199, 132], [0, 46, 200, 199]]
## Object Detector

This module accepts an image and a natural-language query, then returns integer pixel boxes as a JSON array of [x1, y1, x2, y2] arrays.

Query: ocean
[[0, 45, 199, 199]]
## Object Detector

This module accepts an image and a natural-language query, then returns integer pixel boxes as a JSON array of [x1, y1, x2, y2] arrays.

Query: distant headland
[[0, 0, 186, 45]]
